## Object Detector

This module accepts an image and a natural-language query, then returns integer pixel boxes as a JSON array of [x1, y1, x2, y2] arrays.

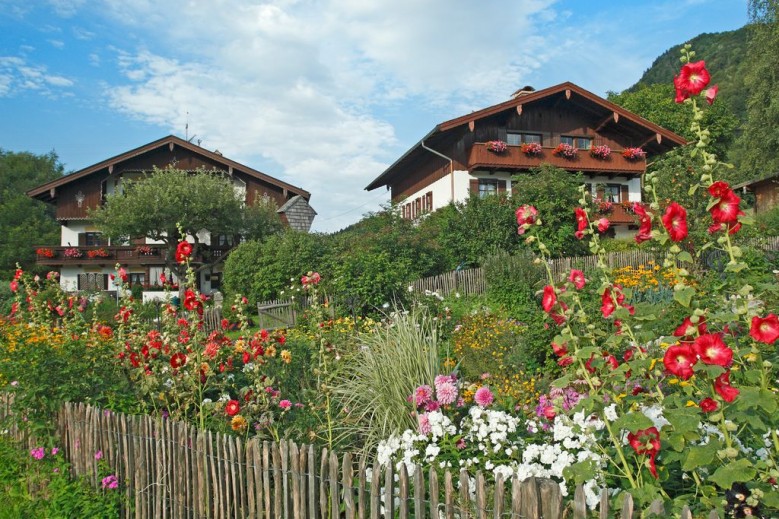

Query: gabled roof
[[277, 194, 318, 215], [28, 135, 310, 201], [366, 82, 687, 191], [733, 172, 779, 190]]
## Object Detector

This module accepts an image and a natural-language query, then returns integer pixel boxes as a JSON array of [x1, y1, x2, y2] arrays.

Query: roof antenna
[[185, 111, 189, 141]]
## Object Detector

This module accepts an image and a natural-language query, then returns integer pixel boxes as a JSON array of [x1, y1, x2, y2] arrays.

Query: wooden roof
[[28, 135, 310, 202], [365, 82, 687, 191]]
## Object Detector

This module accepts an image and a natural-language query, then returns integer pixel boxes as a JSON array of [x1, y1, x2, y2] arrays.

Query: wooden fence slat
[[510, 476, 521, 519], [519, 477, 539, 519], [308, 445, 317, 519], [599, 487, 609, 519], [329, 450, 339, 519], [414, 465, 425, 519], [370, 462, 380, 519], [273, 441, 283, 519], [343, 452, 354, 519], [444, 470, 455, 519], [492, 474, 504, 519], [621, 492, 634, 519], [263, 441, 271, 519], [383, 464, 394, 519], [357, 455, 366, 519], [291, 442, 301, 519], [538, 477, 562, 519], [475, 472, 486, 519], [319, 448, 328, 519], [398, 464, 409, 519], [281, 440, 290, 519], [573, 484, 587, 519], [458, 469, 470, 519]]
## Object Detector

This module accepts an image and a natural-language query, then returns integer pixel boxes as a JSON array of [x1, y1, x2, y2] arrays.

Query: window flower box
[[486, 140, 508, 153], [622, 147, 646, 160], [590, 145, 611, 160], [63, 247, 83, 258], [553, 143, 578, 159], [136, 245, 154, 256], [36, 247, 55, 258], [520, 142, 543, 156], [87, 248, 111, 259]]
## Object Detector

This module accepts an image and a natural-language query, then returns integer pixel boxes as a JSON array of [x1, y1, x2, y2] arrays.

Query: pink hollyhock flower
[[674, 61, 710, 102], [474, 387, 494, 407], [436, 381, 458, 405], [750, 314, 779, 344], [557, 355, 574, 367], [699, 398, 719, 413], [632, 202, 652, 243], [693, 334, 733, 367], [515, 205, 538, 234], [417, 413, 432, 435], [279, 400, 292, 409], [551, 341, 568, 357], [714, 371, 739, 403], [413, 385, 433, 407], [627, 427, 661, 478], [705, 84, 719, 105], [541, 285, 557, 313], [568, 269, 586, 289], [661, 202, 688, 242], [175, 241, 192, 263], [710, 190, 744, 224], [663, 344, 697, 380], [597, 218, 610, 233]]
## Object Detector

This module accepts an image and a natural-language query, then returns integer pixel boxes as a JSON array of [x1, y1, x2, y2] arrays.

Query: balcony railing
[[468, 144, 646, 174], [33, 245, 233, 266]]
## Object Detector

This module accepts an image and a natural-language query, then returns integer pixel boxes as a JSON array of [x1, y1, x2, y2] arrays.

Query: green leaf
[[724, 261, 747, 273], [673, 286, 695, 308], [551, 375, 572, 389], [613, 412, 654, 433], [665, 408, 700, 435], [682, 441, 719, 471], [708, 459, 757, 490], [762, 490, 779, 509], [677, 251, 693, 263]]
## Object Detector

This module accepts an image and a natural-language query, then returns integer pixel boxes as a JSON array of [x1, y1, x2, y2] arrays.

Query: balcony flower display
[[135, 245, 154, 256], [486, 140, 508, 153], [63, 247, 83, 259], [35, 247, 55, 258], [589, 145, 611, 160], [553, 143, 577, 159], [622, 147, 646, 160], [87, 248, 110, 259], [520, 142, 543, 156]]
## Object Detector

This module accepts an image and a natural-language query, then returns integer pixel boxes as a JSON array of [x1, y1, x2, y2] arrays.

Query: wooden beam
[[565, 89, 571, 100], [516, 105, 522, 116], [228, 166, 233, 176], [108, 164, 114, 174], [595, 111, 620, 132], [468, 120, 475, 132], [49, 187, 56, 198], [639, 134, 656, 148], [169, 142, 175, 152]]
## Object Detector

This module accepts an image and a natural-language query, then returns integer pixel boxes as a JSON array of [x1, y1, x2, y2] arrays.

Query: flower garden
[[2, 48, 779, 518]]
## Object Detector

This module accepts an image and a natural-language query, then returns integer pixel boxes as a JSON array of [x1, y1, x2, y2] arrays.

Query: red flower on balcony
[[589, 145, 611, 159], [63, 247, 83, 258], [36, 247, 55, 258], [87, 248, 110, 258], [553, 143, 577, 159], [486, 140, 508, 153], [520, 142, 542, 156], [622, 147, 646, 161]]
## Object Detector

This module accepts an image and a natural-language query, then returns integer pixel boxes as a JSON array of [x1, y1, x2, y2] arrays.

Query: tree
[[90, 167, 282, 281], [734, 0, 779, 180], [0, 150, 62, 278]]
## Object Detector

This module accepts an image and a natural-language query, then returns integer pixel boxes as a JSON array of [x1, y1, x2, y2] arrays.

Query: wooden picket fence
[[256, 297, 336, 330], [410, 267, 486, 298], [0, 400, 725, 518]]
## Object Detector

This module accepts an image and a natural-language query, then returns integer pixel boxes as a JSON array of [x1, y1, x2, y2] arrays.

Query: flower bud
[[724, 421, 737, 432], [725, 447, 738, 458], [764, 361, 773, 368]]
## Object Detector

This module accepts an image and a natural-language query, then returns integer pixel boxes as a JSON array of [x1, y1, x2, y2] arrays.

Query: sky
[[1, 0, 748, 232]]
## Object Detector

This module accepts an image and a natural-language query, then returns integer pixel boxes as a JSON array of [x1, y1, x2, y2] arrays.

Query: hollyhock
[[225, 399, 241, 416], [474, 387, 494, 407], [549, 301, 568, 325], [673, 316, 707, 339], [542, 285, 557, 313], [663, 344, 698, 380], [627, 427, 661, 478], [170, 352, 187, 369], [515, 205, 538, 234], [183, 289, 201, 312], [705, 84, 719, 105], [673, 60, 710, 102], [750, 314, 779, 344], [574, 207, 588, 237], [14, 268, 22, 280], [632, 202, 652, 243], [694, 334, 733, 367], [551, 341, 568, 357], [708, 181, 731, 198], [175, 240, 192, 263], [708, 221, 742, 235], [714, 371, 739, 403], [601, 288, 624, 318], [661, 202, 688, 242], [568, 269, 586, 289], [557, 356, 574, 367], [710, 189, 744, 224], [9, 280, 17, 292], [699, 397, 719, 413], [118, 267, 128, 283], [596, 218, 610, 233]]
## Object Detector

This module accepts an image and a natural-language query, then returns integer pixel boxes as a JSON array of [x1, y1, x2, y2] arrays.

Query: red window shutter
[[78, 233, 86, 246], [415, 197, 421, 216], [469, 178, 479, 195], [426, 192, 433, 212], [497, 180, 506, 194], [596, 185, 605, 200], [620, 185, 629, 203]]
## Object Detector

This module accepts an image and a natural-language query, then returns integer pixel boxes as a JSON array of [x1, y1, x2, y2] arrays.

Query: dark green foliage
[[511, 165, 589, 258], [0, 150, 62, 278]]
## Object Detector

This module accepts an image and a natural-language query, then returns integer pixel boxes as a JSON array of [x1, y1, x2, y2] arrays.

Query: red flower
[[693, 333, 733, 367], [551, 341, 568, 357], [14, 269, 22, 280], [515, 205, 538, 234], [541, 285, 557, 313], [225, 399, 241, 416], [673, 61, 710, 102], [750, 314, 779, 344], [549, 301, 568, 326], [710, 189, 744, 224], [714, 371, 739, 403], [632, 203, 652, 243], [674, 316, 707, 339], [557, 356, 574, 367], [627, 427, 661, 478], [661, 202, 688, 242], [183, 289, 202, 313], [663, 344, 698, 380], [596, 218, 610, 233], [708, 181, 731, 198], [118, 267, 128, 284], [574, 207, 588, 233], [9, 280, 18, 293], [170, 352, 187, 369], [568, 269, 586, 289], [699, 397, 719, 413], [175, 241, 193, 263], [705, 84, 719, 105], [601, 287, 630, 318]]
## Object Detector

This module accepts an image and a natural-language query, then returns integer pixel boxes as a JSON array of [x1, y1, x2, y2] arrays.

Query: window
[[149, 267, 178, 287], [478, 179, 500, 198], [79, 232, 105, 246], [128, 273, 145, 286], [603, 184, 622, 203], [507, 133, 542, 146], [560, 136, 592, 149], [210, 273, 222, 291], [77, 273, 108, 291], [216, 234, 235, 247]]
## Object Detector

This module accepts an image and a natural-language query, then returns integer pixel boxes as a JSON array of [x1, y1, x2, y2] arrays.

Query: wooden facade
[[736, 174, 779, 215], [366, 82, 686, 211]]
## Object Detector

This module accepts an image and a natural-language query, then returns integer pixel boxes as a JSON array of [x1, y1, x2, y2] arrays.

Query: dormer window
[[507, 133, 542, 146]]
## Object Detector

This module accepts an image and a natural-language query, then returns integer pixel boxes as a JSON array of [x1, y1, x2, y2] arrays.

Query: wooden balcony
[[468, 144, 646, 175], [34, 245, 232, 267]]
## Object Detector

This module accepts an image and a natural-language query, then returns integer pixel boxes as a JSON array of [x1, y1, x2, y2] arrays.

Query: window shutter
[[620, 185, 630, 203], [596, 185, 605, 200], [497, 180, 507, 194], [426, 192, 433, 212], [103, 274, 109, 291], [78, 233, 86, 246], [415, 197, 421, 217], [469, 178, 479, 195]]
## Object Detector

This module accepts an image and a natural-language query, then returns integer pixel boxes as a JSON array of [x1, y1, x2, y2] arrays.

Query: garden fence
[[256, 297, 336, 330], [0, 399, 723, 519]]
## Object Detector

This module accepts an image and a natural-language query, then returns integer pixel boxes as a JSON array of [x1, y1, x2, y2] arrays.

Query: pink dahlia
[[474, 387, 494, 408], [436, 381, 458, 405]]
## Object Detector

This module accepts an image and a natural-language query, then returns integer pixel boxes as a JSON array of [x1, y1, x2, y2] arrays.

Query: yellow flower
[[231, 415, 248, 432], [281, 350, 292, 364]]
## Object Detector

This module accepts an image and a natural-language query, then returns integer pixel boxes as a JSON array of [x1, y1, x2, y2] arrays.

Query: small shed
[[277, 195, 318, 232], [735, 173, 779, 215]]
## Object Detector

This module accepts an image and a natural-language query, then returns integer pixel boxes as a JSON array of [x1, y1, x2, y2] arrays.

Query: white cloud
[[0, 56, 74, 97]]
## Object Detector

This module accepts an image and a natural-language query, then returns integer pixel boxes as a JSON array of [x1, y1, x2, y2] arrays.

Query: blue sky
[[1, 0, 747, 232]]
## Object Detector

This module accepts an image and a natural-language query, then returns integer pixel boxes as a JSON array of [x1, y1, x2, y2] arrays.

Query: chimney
[[510, 85, 535, 99]]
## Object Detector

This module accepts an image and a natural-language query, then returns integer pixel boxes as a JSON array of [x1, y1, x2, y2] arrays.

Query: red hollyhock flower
[[661, 202, 688, 242], [542, 285, 557, 313], [710, 189, 744, 224], [568, 269, 586, 289], [663, 344, 698, 380], [557, 356, 574, 367], [515, 205, 538, 234], [601, 287, 628, 318], [14, 268, 22, 280], [183, 289, 201, 312], [673, 61, 710, 102], [674, 316, 707, 339], [750, 314, 779, 344], [708, 181, 731, 198], [225, 399, 241, 416], [693, 333, 733, 367], [632, 202, 652, 243], [597, 218, 610, 233], [705, 84, 719, 105], [175, 241, 193, 263], [9, 280, 18, 292], [627, 427, 661, 478], [714, 371, 739, 403], [551, 341, 568, 357], [574, 207, 588, 239], [699, 397, 719, 413], [549, 301, 568, 326], [170, 352, 187, 369]]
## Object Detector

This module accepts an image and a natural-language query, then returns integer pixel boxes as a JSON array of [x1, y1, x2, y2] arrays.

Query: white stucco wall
[[584, 175, 642, 202], [399, 170, 515, 214]]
